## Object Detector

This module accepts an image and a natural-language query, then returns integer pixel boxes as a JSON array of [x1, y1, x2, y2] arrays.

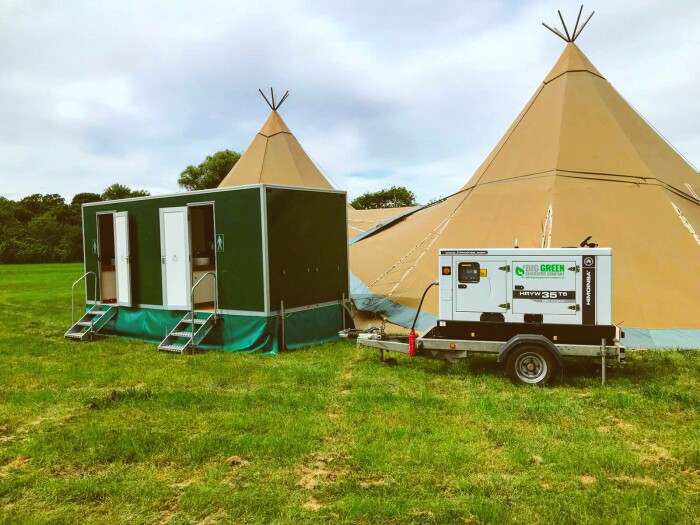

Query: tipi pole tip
[[557, 10, 572, 41], [277, 91, 290, 109], [572, 5, 584, 40], [258, 89, 274, 110], [258, 88, 290, 111], [542, 22, 569, 43], [573, 10, 594, 41], [543, 6, 594, 43]]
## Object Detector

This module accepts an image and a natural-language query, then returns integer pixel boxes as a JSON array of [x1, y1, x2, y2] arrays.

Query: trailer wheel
[[505, 345, 557, 386]]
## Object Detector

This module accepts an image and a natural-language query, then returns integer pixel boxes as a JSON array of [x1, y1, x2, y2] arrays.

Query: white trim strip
[[345, 198, 351, 304], [671, 202, 700, 247], [260, 186, 271, 316], [216, 308, 269, 317], [84, 300, 268, 316], [83, 183, 346, 208], [540, 204, 553, 248], [685, 183, 700, 201], [81, 204, 87, 301]]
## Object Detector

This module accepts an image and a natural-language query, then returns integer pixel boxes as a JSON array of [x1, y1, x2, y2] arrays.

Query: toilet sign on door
[[216, 234, 224, 252]]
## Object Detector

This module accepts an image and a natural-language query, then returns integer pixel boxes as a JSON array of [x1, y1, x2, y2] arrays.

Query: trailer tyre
[[505, 345, 557, 386]]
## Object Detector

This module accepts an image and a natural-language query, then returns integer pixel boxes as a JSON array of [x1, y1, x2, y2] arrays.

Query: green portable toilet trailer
[[70, 184, 349, 353]]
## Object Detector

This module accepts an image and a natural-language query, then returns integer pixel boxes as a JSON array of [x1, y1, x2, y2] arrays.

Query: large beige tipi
[[350, 29, 700, 347], [347, 205, 418, 239]]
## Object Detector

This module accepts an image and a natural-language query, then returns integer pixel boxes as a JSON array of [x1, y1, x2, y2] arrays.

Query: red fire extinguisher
[[408, 329, 417, 357], [408, 281, 438, 357]]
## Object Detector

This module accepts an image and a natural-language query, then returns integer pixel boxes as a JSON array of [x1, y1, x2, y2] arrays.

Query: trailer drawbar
[[341, 247, 625, 386]]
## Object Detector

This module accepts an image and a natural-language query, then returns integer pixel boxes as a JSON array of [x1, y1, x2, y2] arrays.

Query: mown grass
[[0, 263, 699, 524]]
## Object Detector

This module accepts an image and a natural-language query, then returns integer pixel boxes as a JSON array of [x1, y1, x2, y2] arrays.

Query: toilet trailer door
[[160, 207, 192, 310], [113, 211, 132, 307]]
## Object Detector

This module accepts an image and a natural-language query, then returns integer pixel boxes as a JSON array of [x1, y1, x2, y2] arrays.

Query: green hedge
[[0, 194, 84, 263]]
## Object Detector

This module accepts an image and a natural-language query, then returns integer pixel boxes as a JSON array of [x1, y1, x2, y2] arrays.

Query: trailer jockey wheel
[[506, 345, 558, 386]]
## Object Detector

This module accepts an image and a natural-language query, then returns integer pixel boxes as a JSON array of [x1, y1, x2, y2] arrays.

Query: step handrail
[[72, 271, 98, 324], [190, 271, 218, 346]]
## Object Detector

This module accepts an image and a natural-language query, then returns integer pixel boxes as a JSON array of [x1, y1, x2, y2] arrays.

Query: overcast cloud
[[1, 0, 698, 204]]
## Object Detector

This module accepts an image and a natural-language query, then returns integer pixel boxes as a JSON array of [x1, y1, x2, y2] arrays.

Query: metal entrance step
[[159, 271, 219, 354], [158, 311, 218, 353], [64, 305, 117, 341], [159, 343, 188, 353], [170, 331, 194, 338], [183, 318, 208, 325]]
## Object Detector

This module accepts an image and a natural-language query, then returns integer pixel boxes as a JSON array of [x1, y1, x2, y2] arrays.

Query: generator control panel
[[438, 248, 613, 326], [458, 262, 481, 283]]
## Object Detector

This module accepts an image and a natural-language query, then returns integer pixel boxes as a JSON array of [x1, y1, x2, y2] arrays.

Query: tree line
[[0, 184, 149, 264], [1, 149, 420, 263], [0, 150, 240, 264]]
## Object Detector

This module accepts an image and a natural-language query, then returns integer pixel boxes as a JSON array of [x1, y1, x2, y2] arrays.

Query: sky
[[1, 0, 698, 204]]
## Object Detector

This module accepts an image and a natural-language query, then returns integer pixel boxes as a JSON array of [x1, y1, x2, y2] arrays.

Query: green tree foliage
[[178, 149, 242, 191], [350, 186, 418, 210], [102, 183, 150, 201], [426, 195, 446, 206], [71, 192, 103, 206], [0, 184, 148, 263], [0, 194, 81, 263]]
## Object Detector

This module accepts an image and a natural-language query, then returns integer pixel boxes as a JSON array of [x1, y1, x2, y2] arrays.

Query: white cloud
[[0, 0, 698, 203]]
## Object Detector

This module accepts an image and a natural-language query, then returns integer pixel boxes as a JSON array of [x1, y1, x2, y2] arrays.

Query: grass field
[[1, 263, 699, 524]]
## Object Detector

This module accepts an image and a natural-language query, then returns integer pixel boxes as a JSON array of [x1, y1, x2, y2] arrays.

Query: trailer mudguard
[[497, 334, 564, 366]]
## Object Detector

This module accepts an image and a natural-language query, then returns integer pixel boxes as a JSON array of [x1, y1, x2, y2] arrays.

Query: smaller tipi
[[219, 89, 334, 190]]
